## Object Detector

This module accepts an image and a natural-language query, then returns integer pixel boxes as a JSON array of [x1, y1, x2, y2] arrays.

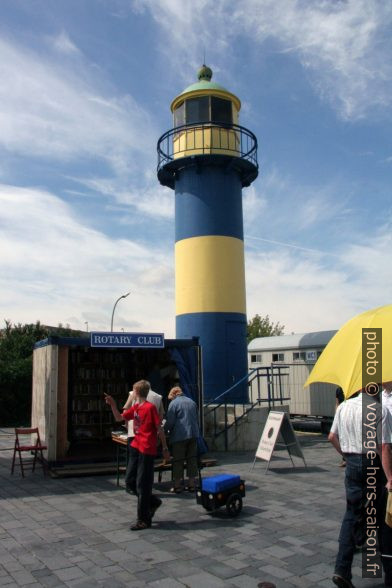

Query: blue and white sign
[[91, 332, 164, 348]]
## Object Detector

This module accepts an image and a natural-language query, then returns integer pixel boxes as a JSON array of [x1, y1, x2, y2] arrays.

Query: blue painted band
[[175, 166, 244, 242], [176, 311, 248, 403]]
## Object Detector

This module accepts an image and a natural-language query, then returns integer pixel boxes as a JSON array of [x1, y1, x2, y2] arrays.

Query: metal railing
[[204, 366, 290, 451], [157, 121, 258, 173]]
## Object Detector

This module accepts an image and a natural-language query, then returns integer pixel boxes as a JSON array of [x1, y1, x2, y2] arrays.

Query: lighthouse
[[157, 65, 258, 402]]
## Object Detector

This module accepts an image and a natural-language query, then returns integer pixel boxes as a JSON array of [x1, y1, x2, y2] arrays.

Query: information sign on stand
[[251, 411, 307, 473]]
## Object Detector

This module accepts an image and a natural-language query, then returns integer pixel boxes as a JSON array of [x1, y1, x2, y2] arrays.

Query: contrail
[[246, 235, 331, 255]]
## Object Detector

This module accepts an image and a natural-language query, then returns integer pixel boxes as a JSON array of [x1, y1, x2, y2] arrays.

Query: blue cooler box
[[202, 474, 241, 493]]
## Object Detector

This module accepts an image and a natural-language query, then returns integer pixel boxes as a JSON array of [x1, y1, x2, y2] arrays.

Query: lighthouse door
[[225, 320, 248, 403]]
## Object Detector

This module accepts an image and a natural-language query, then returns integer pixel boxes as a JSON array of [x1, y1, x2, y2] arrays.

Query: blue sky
[[1, 0, 392, 337]]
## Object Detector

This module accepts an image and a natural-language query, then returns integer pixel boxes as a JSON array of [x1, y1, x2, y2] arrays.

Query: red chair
[[11, 428, 47, 477]]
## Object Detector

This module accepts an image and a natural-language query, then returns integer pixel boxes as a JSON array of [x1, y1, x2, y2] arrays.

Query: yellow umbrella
[[305, 304, 392, 399]]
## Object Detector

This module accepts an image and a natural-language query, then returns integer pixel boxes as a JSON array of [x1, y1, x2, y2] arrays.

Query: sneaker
[[130, 520, 150, 531], [332, 574, 356, 588], [169, 486, 183, 493], [150, 498, 162, 519]]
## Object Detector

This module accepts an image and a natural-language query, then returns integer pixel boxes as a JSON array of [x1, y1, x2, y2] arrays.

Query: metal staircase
[[203, 366, 290, 451]]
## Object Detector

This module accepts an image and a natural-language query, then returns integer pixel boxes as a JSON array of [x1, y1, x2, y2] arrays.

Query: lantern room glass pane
[[186, 97, 209, 124], [211, 97, 232, 124], [174, 101, 185, 128]]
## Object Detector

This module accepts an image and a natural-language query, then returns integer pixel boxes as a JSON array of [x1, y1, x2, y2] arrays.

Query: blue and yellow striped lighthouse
[[157, 65, 258, 402]]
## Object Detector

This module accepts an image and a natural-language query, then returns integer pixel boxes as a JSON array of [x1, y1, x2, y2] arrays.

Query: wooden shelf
[[68, 348, 130, 445]]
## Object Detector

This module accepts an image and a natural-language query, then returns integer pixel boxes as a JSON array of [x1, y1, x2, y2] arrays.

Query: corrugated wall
[[249, 351, 335, 417]]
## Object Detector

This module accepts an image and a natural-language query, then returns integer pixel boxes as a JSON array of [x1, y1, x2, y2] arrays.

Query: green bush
[[0, 321, 83, 426]]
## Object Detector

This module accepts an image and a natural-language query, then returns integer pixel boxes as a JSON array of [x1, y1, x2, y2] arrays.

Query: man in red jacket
[[105, 380, 170, 531]]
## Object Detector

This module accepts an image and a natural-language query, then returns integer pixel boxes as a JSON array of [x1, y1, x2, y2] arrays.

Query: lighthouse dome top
[[171, 65, 241, 112], [198, 64, 213, 81]]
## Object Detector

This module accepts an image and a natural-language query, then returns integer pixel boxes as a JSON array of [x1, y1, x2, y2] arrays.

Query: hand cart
[[196, 473, 245, 517]]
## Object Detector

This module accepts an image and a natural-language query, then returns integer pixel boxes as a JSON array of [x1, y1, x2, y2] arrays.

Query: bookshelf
[[68, 347, 131, 443]]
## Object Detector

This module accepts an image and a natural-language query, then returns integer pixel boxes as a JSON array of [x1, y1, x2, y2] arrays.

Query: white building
[[248, 330, 337, 422]]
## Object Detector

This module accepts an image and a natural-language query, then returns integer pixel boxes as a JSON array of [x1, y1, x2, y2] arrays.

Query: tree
[[0, 321, 84, 426], [247, 314, 284, 343]]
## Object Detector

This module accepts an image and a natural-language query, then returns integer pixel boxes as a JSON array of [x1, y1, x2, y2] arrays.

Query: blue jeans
[[335, 453, 392, 580]]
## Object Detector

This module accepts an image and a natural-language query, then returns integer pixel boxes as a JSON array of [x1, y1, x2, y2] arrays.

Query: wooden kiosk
[[31, 334, 202, 465]]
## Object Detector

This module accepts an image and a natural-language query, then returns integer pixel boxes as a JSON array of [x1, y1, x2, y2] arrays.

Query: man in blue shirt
[[164, 386, 200, 493]]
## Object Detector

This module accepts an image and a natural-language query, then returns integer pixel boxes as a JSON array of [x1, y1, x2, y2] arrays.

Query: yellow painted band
[[175, 235, 246, 315]]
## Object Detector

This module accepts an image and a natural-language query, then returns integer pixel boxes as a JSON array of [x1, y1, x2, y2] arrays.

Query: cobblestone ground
[[0, 429, 386, 588]]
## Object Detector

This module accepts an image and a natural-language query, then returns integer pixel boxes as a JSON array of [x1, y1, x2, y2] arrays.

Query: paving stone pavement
[[0, 429, 387, 588]]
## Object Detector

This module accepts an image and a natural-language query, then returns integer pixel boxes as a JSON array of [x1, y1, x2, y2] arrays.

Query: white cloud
[[243, 184, 267, 226], [51, 31, 81, 55], [140, 0, 392, 119], [0, 184, 175, 334], [76, 177, 174, 220], [297, 194, 345, 230], [2, 1, 391, 343], [2, 181, 391, 340], [342, 228, 392, 283], [244, 168, 352, 240], [245, 221, 392, 334], [132, 0, 226, 86], [247, 0, 392, 120], [0, 36, 155, 175]]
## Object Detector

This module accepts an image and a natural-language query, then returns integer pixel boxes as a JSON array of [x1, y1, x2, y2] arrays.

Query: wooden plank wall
[[56, 347, 69, 459], [32, 345, 59, 461]]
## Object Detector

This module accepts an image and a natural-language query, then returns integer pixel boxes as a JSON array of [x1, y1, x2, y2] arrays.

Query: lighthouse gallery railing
[[157, 121, 258, 172]]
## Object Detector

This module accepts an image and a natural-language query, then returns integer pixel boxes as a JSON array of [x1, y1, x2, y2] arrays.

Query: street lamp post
[[110, 291, 131, 332]]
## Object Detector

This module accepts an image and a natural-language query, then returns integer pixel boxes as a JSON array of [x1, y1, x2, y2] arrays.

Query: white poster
[[253, 411, 306, 472], [256, 411, 285, 461]]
